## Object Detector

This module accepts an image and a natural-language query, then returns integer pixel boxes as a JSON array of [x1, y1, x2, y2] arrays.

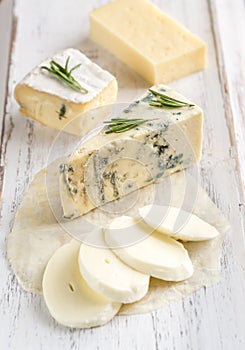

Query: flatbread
[[7, 159, 229, 315]]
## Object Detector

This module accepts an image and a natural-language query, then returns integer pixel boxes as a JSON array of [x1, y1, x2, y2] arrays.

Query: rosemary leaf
[[41, 56, 88, 94], [149, 89, 194, 108], [65, 56, 70, 72], [104, 118, 159, 134], [104, 118, 145, 123], [105, 124, 135, 134], [69, 63, 82, 75]]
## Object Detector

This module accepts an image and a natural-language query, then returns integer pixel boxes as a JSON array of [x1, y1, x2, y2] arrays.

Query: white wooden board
[[0, 0, 245, 349]]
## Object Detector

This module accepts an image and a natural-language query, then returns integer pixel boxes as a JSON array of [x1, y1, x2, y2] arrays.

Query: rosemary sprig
[[104, 118, 158, 134], [149, 89, 194, 108], [41, 56, 88, 94]]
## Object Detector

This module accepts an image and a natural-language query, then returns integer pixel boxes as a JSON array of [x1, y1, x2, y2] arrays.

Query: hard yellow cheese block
[[90, 0, 206, 84], [14, 48, 118, 136]]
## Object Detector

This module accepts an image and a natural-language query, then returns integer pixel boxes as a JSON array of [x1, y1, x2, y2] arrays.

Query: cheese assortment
[[59, 84, 203, 219], [8, 0, 228, 333], [90, 0, 206, 84], [8, 160, 228, 329], [14, 48, 118, 135]]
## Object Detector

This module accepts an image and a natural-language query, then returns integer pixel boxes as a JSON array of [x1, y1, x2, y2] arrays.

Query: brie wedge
[[14, 48, 118, 135], [78, 229, 150, 303], [60, 84, 203, 219], [104, 216, 194, 281], [139, 205, 220, 241], [42, 240, 121, 328]]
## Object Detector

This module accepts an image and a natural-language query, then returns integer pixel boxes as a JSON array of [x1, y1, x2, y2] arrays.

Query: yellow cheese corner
[[90, 0, 206, 84]]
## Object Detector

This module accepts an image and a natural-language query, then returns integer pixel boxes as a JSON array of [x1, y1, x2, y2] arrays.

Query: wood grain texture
[[209, 0, 245, 197], [0, 0, 14, 194], [0, 0, 245, 349]]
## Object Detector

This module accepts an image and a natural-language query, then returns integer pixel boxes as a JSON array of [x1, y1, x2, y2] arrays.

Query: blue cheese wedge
[[59, 84, 203, 219], [14, 48, 118, 135]]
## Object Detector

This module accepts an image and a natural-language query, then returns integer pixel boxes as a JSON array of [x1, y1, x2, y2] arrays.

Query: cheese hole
[[104, 258, 110, 264], [68, 282, 75, 292]]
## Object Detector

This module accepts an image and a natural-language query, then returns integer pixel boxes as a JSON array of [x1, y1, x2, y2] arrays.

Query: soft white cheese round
[[139, 205, 220, 241], [22, 48, 115, 103], [104, 216, 194, 282], [42, 240, 121, 328], [78, 229, 150, 303]]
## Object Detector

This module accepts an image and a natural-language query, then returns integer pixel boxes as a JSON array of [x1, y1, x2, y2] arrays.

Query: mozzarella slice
[[139, 205, 220, 241], [104, 216, 193, 281], [78, 229, 150, 303], [42, 240, 121, 328]]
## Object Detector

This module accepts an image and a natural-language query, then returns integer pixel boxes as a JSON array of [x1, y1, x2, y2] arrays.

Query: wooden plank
[[209, 0, 245, 197], [208, 0, 245, 276], [0, 0, 14, 196], [0, 0, 13, 129], [0, 0, 245, 349]]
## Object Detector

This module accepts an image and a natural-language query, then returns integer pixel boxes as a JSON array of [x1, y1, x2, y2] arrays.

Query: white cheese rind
[[60, 84, 203, 219], [42, 240, 121, 328], [19, 48, 115, 103], [139, 205, 220, 241], [78, 229, 150, 303], [14, 48, 118, 135], [104, 216, 194, 282]]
